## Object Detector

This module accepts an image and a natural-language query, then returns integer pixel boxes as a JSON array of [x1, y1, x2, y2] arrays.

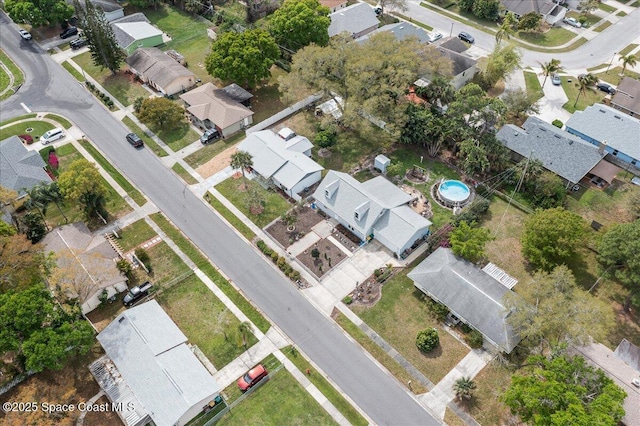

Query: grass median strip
[[171, 162, 198, 185], [205, 193, 256, 241], [619, 43, 638, 57], [150, 212, 271, 333], [0, 113, 36, 127], [80, 140, 147, 206], [62, 61, 84, 82], [593, 21, 612, 32], [121, 116, 167, 157], [284, 348, 368, 426], [334, 312, 428, 394], [0, 49, 25, 101], [44, 114, 72, 129]]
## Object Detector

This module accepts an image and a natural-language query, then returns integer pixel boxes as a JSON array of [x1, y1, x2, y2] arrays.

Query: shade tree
[[269, 0, 330, 51]]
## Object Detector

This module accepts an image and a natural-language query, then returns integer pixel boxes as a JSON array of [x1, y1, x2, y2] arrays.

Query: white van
[[41, 128, 65, 145]]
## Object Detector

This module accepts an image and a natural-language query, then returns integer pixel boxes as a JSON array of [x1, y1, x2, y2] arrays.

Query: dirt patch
[[296, 237, 346, 278], [265, 206, 323, 248], [195, 144, 237, 178], [82, 395, 121, 426], [347, 267, 398, 307]]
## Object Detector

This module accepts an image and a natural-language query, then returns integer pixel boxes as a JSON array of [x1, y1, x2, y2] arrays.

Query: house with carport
[[90, 300, 221, 426], [312, 170, 432, 258], [125, 48, 196, 97], [110, 13, 164, 55], [237, 129, 323, 200], [408, 247, 521, 353]]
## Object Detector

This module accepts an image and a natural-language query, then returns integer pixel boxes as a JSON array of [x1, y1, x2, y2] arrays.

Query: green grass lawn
[[466, 363, 514, 425], [566, 11, 601, 27], [523, 71, 544, 101], [217, 369, 337, 426], [215, 178, 292, 228], [619, 43, 638, 56], [150, 212, 271, 333], [617, 10, 627, 16], [145, 241, 192, 285], [284, 348, 368, 426], [62, 61, 84, 82], [598, 2, 617, 13], [251, 66, 289, 124], [595, 67, 640, 86], [561, 75, 607, 113], [351, 268, 470, 384], [80, 140, 147, 206], [0, 61, 9, 95], [184, 132, 245, 170], [0, 113, 36, 127], [44, 114, 72, 129], [393, 13, 433, 31], [121, 116, 167, 157], [140, 114, 200, 152], [516, 27, 576, 47], [0, 49, 24, 101], [72, 53, 150, 106], [117, 219, 158, 252], [0, 120, 54, 141], [205, 193, 256, 241], [593, 20, 612, 32], [172, 162, 198, 184], [157, 274, 257, 368]]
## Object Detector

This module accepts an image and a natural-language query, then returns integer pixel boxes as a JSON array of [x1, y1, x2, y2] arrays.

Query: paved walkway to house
[[533, 73, 572, 125]]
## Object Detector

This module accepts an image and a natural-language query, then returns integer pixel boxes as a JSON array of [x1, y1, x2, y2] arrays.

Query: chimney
[[598, 140, 607, 155]]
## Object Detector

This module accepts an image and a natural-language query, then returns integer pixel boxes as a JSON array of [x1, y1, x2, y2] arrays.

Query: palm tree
[[230, 151, 253, 190], [41, 182, 68, 224], [23, 185, 50, 230], [574, 73, 597, 108], [538, 59, 563, 88], [453, 376, 477, 401], [620, 54, 637, 76], [496, 12, 518, 46], [237, 321, 252, 348]]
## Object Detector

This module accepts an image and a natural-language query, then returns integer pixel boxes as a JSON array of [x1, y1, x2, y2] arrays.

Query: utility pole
[[606, 52, 616, 74]]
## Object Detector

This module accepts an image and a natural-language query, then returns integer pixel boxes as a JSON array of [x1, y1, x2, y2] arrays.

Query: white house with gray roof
[[237, 130, 323, 200], [328, 2, 379, 39], [566, 104, 640, 168], [91, 300, 220, 426], [125, 48, 195, 96], [110, 13, 164, 55], [408, 247, 521, 353], [0, 135, 52, 198], [313, 171, 432, 257], [496, 116, 613, 187]]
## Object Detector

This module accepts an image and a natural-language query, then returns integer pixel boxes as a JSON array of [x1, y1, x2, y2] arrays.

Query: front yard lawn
[[351, 268, 470, 384], [516, 27, 576, 47], [144, 241, 192, 286], [117, 219, 158, 252], [0, 120, 54, 141], [121, 116, 167, 157], [561, 75, 607, 113], [595, 67, 640, 86], [206, 193, 256, 241], [0, 49, 24, 101], [172, 162, 198, 184], [523, 71, 544, 101], [217, 368, 337, 426], [184, 132, 245, 170], [157, 274, 257, 368], [141, 115, 200, 152], [215, 177, 292, 228], [466, 362, 514, 425]]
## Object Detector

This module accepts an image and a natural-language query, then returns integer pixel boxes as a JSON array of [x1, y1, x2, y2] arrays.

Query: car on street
[[563, 17, 582, 28], [60, 27, 78, 39], [458, 31, 474, 43], [200, 128, 221, 144], [427, 32, 443, 43], [551, 73, 562, 85], [237, 364, 268, 391], [596, 82, 616, 95], [126, 132, 144, 148], [70, 38, 88, 50], [19, 29, 32, 40]]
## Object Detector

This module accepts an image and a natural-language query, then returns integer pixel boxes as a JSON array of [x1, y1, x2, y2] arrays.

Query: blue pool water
[[438, 180, 471, 203]]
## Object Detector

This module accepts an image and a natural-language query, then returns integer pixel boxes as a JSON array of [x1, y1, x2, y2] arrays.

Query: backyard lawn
[[157, 274, 257, 368], [0, 120, 54, 141], [351, 268, 470, 384], [215, 178, 292, 228], [217, 369, 337, 426], [561, 75, 607, 113], [141, 115, 200, 152]]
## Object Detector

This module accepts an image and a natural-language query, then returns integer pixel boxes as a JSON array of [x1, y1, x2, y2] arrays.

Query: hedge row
[[256, 240, 302, 283], [85, 81, 115, 109]]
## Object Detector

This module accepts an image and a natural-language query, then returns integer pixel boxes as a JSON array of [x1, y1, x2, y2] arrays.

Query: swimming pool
[[438, 180, 471, 205]]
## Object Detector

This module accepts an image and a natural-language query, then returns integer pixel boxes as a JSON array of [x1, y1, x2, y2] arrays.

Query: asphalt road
[[0, 13, 439, 425]]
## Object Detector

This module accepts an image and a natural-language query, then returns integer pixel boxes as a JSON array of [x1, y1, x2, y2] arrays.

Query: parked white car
[[19, 29, 32, 40], [41, 128, 65, 145], [563, 17, 582, 28], [427, 32, 443, 43]]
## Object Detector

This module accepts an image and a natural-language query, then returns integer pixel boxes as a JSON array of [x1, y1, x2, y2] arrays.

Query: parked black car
[[458, 31, 474, 43], [200, 128, 221, 144], [123, 282, 153, 307], [126, 133, 144, 148], [70, 37, 88, 49], [60, 27, 78, 39], [596, 82, 616, 95]]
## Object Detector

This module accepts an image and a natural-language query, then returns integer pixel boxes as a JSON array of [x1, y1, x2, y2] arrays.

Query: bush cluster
[[85, 81, 115, 108], [465, 330, 484, 349], [256, 240, 301, 282], [450, 198, 490, 228], [424, 296, 450, 321], [134, 248, 152, 272], [552, 119, 563, 128], [416, 327, 440, 353], [314, 129, 337, 148]]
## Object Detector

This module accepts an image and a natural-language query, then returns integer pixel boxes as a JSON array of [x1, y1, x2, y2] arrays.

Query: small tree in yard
[[449, 221, 493, 263], [453, 377, 476, 401], [230, 151, 253, 190], [58, 159, 108, 222], [281, 212, 298, 231], [137, 98, 184, 131], [245, 188, 265, 215], [416, 327, 439, 353], [237, 321, 252, 348], [134, 248, 152, 272]]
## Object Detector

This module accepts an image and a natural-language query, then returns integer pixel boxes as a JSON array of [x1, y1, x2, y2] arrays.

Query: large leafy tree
[[481, 43, 522, 89], [472, 0, 500, 20], [504, 265, 614, 349], [503, 354, 626, 425], [597, 220, 640, 311], [5, 0, 73, 27], [21, 211, 47, 243], [449, 221, 493, 263], [377, 0, 408, 16], [502, 88, 540, 122], [206, 29, 280, 89], [58, 159, 108, 221], [76, 0, 126, 74], [269, 0, 330, 51], [138, 97, 185, 131], [0, 233, 46, 292], [518, 11, 542, 32], [521, 207, 587, 271]]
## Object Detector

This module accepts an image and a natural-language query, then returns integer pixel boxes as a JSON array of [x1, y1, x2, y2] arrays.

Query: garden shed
[[374, 154, 390, 174]]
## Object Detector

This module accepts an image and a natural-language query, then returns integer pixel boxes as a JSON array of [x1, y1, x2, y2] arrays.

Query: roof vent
[[599, 109, 606, 113], [614, 115, 621, 119]]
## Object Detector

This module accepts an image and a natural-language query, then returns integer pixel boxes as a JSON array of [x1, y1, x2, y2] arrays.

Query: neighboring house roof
[[573, 342, 640, 426], [496, 116, 606, 184], [437, 47, 477, 77], [408, 247, 521, 353], [237, 130, 323, 189], [312, 171, 431, 246], [359, 22, 430, 44], [566, 104, 640, 161], [614, 338, 640, 373], [110, 13, 161, 49], [96, 300, 220, 426], [180, 83, 253, 129], [68, 0, 122, 13], [221, 83, 253, 103], [42, 222, 123, 304], [611, 76, 640, 116], [320, 0, 347, 9], [125, 48, 194, 91], [328, 3, 379, 38], [501, 0, 557, 16], [435, 37, 469, 53], [0, 135, 51, 196]]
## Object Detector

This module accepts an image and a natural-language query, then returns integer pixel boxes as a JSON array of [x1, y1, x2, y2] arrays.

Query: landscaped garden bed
[[265, 205, 323, 248], [296, 238, 347, 278]]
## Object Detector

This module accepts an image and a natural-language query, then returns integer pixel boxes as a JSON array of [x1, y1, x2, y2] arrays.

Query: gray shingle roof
[[566, 104, 640, 162], [0, 136, 51, 195], [436, 37, 469, 53], [359, 22, 431, 44], [611, 76, 640, 117], [437, 47, 477, 76], [500, 0, 556, 16], [221, 83, 253, 103], [125, 48, 194, 92], [496, 116, 606, 184], [408, 247, 521, 353], [328, 3, 379, 37], [110, 13, 157, 49], [97, 301, 220, 426]]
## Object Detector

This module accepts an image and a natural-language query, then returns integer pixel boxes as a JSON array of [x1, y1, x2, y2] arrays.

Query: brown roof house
[[611, 76, 640, 118], [180, 83, 254, 137], [43, 223, 127, 314], [320, 0, 347, 13], [125, 48, 196, 97]]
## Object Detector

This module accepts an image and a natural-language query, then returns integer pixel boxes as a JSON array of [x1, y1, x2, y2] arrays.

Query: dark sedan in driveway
[[596, 82, 616, 95]]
